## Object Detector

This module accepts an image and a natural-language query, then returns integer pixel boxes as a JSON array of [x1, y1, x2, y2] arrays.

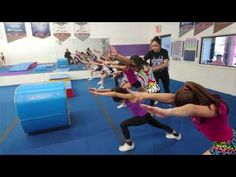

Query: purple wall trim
[[112, 44, 150, 56]]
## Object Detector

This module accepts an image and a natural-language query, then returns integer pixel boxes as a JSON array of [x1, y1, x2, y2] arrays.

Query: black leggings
[[154, 71, 170, 93], [150, 71, 170, 106], [120, 113, 174, 140], [114, 74, 123, 87]]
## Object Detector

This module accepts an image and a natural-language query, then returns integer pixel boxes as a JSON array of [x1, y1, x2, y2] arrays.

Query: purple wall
[[112, 44, 150, 56]]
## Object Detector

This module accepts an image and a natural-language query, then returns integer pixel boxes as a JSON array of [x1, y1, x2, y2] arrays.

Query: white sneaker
[[119, 142, 134, 152], [97, 81, 102, 85], [117, 103, 126, 109], [166, 133, 182, 140], [88, 77, 93, 81], [98, 85, 104, 89]]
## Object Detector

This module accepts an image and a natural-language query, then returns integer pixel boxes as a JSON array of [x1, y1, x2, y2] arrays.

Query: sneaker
[[97, 81, 102, 85], [166, 133, 182, 140], [117, 103, 126, 109], [98, 85, 104, 89], [154, 101, 158, 105], [88, 77, 93, 81], [119, 142, 135, 152]]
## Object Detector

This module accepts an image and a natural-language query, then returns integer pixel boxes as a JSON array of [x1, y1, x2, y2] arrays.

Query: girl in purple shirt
[[89, 87, 181, 152]]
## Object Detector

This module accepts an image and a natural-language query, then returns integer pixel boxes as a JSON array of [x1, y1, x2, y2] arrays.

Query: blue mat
[[9, 62, 37, 72], [34, 64, 55, 71], [1, 79, 235, 155]]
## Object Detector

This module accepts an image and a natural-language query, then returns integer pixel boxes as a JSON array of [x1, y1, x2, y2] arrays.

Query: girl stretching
[[127, 81, 236, 155], [89, 87, 181, 152]]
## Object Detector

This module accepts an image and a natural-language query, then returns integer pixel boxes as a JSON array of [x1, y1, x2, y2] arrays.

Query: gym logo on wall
[[74, 22, 91, 41]]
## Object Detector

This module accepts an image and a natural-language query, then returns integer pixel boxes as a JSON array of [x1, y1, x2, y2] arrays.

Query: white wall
[[0, 22, 151, 65], [148, 22, 236, 96], [89, 22, 151, 44]]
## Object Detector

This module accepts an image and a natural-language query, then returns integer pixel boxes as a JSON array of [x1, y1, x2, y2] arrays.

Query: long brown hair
[[111, 87, 128, 102], [175, 81, 229, 116]]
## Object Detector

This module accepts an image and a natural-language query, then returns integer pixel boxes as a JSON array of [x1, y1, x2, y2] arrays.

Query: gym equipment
[[14, 82, 70, 134]]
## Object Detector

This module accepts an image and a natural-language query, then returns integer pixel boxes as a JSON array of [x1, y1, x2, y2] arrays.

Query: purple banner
[[4, 22, 26, 43], [112, 44, 150, 56], [31, 22, 51, 39], [194, 22, 213, 36], [179, 22, 194, 37]]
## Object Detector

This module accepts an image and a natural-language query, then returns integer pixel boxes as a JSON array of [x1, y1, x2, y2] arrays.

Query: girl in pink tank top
[[130, 81, 236, 155]]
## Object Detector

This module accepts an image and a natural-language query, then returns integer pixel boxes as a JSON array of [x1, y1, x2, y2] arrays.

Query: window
[[160, 35, 171, 55], [200, 34, 236, 67]]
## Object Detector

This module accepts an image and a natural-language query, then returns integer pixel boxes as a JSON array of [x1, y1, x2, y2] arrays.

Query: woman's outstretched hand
[[141, 104, 172, 118], [126, 88, 143, 101]]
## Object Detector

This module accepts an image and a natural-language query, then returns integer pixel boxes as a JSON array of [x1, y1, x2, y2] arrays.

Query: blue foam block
[[14, 82, 70, 134], [57, 58, 69, 68]]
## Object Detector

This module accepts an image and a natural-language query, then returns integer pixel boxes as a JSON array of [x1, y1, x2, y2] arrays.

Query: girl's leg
[[119, 116, 149, 152], [160, 72, 170, 93], [146, 113, 173, 133], [120, 116, 148, 141], [150, 72, 160, 106], [88, 70, 95, 80], [121, 82, 132, 89], [99, 73, 107, 89], [146, 113, 181, 139], [97, 72, 103, 84], [114, 75, 119, 87]]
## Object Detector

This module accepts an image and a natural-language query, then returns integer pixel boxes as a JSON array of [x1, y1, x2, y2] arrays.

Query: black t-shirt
[[144, 48, 169, 72], [64, 51, 71, 58]]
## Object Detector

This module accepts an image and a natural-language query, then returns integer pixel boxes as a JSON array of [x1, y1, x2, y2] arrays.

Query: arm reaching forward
[[127, 88, 175, 104], [141, 104, 217, 118]]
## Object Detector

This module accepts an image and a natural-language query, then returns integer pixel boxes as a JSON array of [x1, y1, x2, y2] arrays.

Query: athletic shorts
[[209, 129, 236, 155]]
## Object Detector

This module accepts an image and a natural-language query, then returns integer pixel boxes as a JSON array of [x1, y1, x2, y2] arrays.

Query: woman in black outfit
[[144, 36, 170, 93], [144, 37, 171, 106]]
